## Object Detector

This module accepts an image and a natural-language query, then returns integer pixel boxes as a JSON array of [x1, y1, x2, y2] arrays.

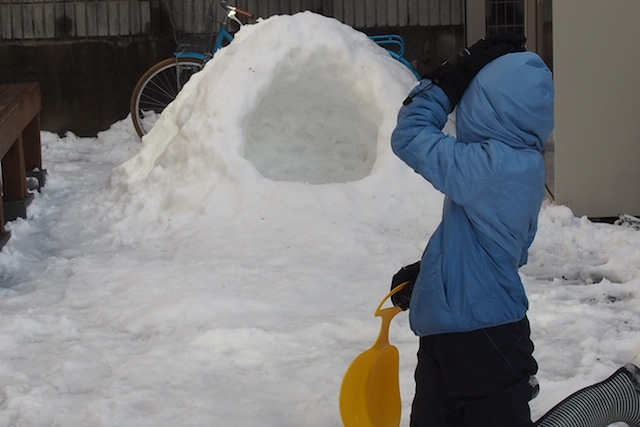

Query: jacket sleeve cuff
[[405, 78, 453, 115]]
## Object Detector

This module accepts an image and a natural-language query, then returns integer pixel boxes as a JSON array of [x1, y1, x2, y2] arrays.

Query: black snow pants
[[410, 316, 538, 427]]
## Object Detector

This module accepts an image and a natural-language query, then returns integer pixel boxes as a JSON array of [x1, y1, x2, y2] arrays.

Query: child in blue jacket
[[389, 35, 640, 427]]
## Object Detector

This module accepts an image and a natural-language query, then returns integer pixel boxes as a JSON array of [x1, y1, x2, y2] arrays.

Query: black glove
[[425, 33, 527, 109], [390, 261, 420, 310]]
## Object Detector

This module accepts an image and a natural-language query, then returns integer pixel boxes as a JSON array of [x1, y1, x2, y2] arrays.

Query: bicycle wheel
[[130, 57, 205, 138]]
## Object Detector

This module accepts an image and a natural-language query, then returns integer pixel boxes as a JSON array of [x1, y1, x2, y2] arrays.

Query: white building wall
[[553, 0, 640, 217]]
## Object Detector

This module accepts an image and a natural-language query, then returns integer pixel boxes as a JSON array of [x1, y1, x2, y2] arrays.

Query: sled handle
[[375, 281, 408, 317], [371, 281, 408, 348]]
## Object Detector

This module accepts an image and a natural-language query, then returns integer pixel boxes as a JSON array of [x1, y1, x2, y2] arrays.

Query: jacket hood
[[455, 51, 554, 152]]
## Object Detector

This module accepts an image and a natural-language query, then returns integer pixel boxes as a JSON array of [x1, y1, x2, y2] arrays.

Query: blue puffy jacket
[[391, 52, 554, 336]]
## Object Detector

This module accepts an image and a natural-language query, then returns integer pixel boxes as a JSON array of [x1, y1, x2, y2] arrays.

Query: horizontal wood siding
[[0, 0, 462, 40], [1, 0, 153, 39], [332, 0, 463, 28]]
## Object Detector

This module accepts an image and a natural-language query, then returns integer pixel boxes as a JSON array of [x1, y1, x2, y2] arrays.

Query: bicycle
[[129, 1, 421, 139]]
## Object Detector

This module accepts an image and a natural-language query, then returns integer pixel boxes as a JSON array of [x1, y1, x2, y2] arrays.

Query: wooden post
[[23, 114, 43, 173], [2, 134, 28, 202], [0, 179, 7, 249], [0, 83, 43, 249]]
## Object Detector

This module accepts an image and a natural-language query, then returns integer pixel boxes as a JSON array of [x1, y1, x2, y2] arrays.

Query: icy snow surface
[[1, 11, 640, 427]]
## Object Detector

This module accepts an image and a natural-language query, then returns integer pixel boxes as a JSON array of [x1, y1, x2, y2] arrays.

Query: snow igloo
[[114, 12, 417, 195]]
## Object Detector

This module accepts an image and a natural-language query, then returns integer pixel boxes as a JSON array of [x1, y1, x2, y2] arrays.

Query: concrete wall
[[553, 0, 640, 218]]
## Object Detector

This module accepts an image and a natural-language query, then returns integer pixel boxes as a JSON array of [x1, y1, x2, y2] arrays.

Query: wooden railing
[[0, 83, 44, 249]]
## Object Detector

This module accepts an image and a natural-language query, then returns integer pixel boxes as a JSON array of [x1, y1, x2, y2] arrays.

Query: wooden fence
[[0, 0, 154, 38], [1, 0, 463, 40]]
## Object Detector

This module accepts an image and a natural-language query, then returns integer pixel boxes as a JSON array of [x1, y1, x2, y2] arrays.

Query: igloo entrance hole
[[244, 63, 380, 184]]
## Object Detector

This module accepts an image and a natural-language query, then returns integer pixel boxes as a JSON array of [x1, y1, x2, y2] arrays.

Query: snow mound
[[109, 12, 421, 207], [100, 12, 450, 242]]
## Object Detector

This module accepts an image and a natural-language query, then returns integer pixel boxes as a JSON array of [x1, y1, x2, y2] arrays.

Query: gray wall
[[0, 0, 463, 136], [553, 0, 640, 218]]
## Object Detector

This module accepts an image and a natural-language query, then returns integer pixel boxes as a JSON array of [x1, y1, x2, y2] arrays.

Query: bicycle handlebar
[[220, 1, 255, 19], [234, 7, 254, 18]]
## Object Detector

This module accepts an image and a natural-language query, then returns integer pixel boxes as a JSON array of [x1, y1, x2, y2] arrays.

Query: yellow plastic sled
[[339, 283, 408, 427]]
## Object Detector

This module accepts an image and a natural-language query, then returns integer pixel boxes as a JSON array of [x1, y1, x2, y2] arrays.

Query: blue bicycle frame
[[174, 25, 234, 62], [369, 34, 421, 80]]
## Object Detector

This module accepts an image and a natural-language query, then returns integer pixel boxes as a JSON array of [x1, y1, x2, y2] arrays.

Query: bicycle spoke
[[132, 61, 202, 134], [138, 64, 200, 114]]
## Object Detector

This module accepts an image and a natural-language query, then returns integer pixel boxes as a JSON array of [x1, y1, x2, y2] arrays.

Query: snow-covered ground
[[1, 12, 639, 427]]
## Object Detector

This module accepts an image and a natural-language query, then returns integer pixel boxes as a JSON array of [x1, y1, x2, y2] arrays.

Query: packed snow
[[1, 11, 640, 427]]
